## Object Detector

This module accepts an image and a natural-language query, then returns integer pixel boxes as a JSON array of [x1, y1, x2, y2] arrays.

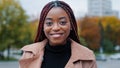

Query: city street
[[0, 60, 120, 68], [97, 60, 120, 68]]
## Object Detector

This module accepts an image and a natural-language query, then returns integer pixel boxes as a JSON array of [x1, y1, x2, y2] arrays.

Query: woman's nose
[[52, 23, 60, 31]]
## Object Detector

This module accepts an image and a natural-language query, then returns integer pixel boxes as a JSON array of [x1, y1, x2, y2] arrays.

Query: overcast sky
[[19, 0, 120, 18]]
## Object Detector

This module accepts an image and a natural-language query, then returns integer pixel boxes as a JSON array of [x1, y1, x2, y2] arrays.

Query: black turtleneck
[[41, 39, 71, 68]]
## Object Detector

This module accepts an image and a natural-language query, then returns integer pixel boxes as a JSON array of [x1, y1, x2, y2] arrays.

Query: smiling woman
[[19, 1, 97, 68], [43, 7, 71, 46]]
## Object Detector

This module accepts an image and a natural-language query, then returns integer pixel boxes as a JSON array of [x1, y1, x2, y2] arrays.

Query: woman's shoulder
[[21, 39, 47, 53], [21, 42, 40, 51]]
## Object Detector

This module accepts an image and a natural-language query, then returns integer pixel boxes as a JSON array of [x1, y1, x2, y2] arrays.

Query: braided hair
[[34, 1, 80, 43]]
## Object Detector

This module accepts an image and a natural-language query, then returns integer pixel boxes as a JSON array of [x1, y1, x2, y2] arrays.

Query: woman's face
[[43, 7, 71, 46]]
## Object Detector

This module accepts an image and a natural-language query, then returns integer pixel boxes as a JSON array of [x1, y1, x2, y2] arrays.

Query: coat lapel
[[65, 39, 95, 68], [19, 39, 47, 68]]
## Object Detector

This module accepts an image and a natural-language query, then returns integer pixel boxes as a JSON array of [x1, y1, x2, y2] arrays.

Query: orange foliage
[[77, 17, 100, 50], [77, 16, 120, 50], [101, 16, 120, 45]]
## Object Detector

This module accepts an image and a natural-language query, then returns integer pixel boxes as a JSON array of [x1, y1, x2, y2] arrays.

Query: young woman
[[19, 1, 97, 68]]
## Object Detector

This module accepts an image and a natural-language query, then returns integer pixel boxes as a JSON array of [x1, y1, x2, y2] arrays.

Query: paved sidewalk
[[97, 60, 120, 68], [0, 60, 120, 68], [0, 61, 18, 68]]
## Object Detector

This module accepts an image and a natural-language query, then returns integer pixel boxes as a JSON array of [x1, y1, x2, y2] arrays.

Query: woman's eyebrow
[[59, 17, 66, 20], [45, 17, 66, 20], [45, 18, 52, 20]]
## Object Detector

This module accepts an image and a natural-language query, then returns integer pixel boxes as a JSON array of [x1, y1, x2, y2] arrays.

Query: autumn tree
[[0, 0, 28, 59], [79, 16, 100, 50], [101, 16, 120, 45], [78, 16, 120, 52]]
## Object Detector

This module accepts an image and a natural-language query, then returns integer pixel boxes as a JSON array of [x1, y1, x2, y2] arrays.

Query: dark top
[[41, 39, 71, 68]]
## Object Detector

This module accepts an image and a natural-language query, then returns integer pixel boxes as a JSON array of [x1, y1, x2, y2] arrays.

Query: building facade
[[88, 0, 118, 17]]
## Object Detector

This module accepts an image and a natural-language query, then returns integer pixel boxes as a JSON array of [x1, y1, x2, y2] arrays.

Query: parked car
[[96, 53, 107, 61], [109, 53, 120, 60]]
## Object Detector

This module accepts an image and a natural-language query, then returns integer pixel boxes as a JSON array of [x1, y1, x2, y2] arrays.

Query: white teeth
[[51, 34, 62, 37]]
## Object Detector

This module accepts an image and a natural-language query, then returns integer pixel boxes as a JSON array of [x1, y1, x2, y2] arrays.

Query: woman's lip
[[50, 33, 63, 35]]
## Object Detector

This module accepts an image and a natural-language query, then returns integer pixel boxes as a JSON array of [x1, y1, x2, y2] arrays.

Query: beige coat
[[19, 39, 97, 68]]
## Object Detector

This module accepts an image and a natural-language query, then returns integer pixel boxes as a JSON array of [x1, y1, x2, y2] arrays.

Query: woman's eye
[[59, 21, 67, 25], [45, 22, 53, 26]]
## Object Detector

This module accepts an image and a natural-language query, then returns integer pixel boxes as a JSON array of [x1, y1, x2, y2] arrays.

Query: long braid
[[35, 2, 54, 42]]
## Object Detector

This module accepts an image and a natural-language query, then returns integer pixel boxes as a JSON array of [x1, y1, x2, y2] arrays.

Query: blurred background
[[0, 0, 120, 68]]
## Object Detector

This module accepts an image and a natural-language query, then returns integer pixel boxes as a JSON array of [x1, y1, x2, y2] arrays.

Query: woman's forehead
[[46, 7, 68, 17]]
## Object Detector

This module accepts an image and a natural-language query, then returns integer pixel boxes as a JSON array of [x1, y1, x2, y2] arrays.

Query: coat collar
[[70, 39, 95, 61], [21, 39, 47, 56], [65, 39, 95, 68], [21, 39, 95, 61]]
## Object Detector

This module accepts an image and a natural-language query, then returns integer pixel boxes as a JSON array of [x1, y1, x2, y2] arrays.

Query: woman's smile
[[50, 33, 64, 38]]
